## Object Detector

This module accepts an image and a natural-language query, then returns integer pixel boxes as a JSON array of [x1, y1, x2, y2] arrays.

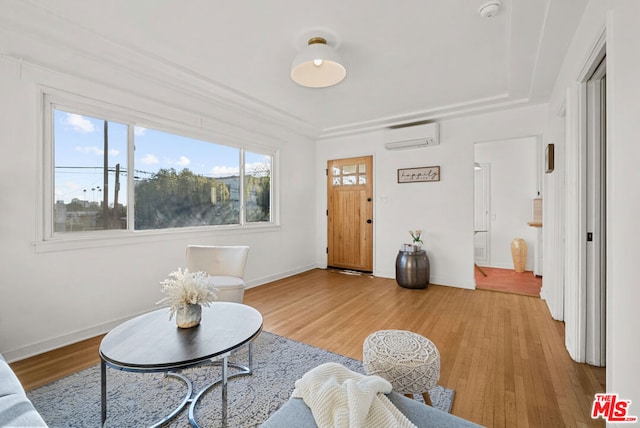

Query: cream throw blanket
[[291, 362, 417, 428]]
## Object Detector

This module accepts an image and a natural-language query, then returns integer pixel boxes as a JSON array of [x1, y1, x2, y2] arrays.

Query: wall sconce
[[545, 144, 555, 173]]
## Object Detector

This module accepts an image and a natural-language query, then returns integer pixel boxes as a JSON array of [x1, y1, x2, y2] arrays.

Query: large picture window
[[49, 97, 274, 238]]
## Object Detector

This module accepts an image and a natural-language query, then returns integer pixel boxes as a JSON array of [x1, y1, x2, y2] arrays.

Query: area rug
[[28, 331, 455, 427]]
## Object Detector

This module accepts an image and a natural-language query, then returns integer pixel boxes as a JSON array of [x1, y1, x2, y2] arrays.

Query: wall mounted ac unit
[[383, 122, 439, 150]]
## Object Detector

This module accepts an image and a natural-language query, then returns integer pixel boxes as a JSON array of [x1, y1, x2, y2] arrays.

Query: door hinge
[[326, 247, 329, 254], [326, 168, 328, 176], [326, 209, 328, 216]]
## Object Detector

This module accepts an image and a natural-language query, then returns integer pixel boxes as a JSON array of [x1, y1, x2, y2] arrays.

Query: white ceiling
[[1, 0, 588, 138]]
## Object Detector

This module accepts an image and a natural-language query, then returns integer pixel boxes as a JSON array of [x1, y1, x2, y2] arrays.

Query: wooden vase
[[510, 238, 528, 273]]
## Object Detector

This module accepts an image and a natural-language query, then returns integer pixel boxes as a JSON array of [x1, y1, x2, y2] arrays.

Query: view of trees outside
[[53, 108, 271, 233], [134, 168, 238, 229], [245, 151, 271, 222]]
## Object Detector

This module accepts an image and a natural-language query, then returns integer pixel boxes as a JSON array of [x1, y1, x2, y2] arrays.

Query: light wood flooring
[[11, 268, 605, 427]]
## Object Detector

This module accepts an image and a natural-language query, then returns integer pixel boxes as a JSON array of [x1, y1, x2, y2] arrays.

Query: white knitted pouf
[[362, 330, 440, 405]]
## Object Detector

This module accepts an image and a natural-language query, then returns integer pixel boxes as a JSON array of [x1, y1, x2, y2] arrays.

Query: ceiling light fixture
[[478, 0, 502, 18], [291, 37, 346, 88]]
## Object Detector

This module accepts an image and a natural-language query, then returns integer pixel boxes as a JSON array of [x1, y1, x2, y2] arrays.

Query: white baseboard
[[369, 270, 476, 290], [486, 261, 534, 272], [244, 264, 318, 289], [3, 308, 154, 363]]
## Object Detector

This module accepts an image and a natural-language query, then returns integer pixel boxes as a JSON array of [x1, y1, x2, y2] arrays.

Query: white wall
[[0, 54, 317, 361], [544, 0, 640, 411], [542, 112, 566, 322], [316, 104, 547, 289], [475, 137, 538, 271], [605, 0, 640, 412]]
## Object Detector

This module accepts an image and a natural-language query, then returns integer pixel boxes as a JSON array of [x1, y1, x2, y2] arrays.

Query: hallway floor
[[475, 266, 542, 297]]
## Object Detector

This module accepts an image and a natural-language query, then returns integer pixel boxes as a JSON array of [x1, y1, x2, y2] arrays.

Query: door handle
[[367, 219, 372, 224]]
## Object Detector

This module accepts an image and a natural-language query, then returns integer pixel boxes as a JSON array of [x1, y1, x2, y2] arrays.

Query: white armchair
[[186, 245, 250, 303]]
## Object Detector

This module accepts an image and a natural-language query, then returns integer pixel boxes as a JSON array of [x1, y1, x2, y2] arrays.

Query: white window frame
[[37, 90, 279, 252]]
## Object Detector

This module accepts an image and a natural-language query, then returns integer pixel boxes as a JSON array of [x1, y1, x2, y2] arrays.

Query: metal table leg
[[187, 344, 254, 427], [102, 363, 192, 428], [221, 355, 228, 428], [101, 360, 107, 427]]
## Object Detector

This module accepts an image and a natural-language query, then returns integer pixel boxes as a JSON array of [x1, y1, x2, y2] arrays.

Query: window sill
[[33, 224, 281, 253]]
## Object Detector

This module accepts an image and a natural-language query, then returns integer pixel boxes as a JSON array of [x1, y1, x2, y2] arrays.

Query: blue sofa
[[0, 353, 47, 427], [261, 392, 483, 428]]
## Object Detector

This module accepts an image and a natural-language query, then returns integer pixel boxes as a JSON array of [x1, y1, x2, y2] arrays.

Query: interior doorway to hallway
[[585, 56, 607, 367], [564, 41, 607, 367], [473, 137, 540, 286]]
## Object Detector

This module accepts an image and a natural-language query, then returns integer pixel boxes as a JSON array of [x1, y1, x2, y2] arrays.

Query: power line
[[54, 166, 155, 179]]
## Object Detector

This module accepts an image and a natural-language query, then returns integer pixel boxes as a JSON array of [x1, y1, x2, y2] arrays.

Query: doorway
[[473, 136, 540, 278], [564, 39, 607, 366], [585, 57, 606, 367], [474, 162, 491, 267], [327, 156, 373, 272], [473, 137, 539, 295]]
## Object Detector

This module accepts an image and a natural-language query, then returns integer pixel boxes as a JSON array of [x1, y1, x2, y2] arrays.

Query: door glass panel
[[343, 164, 357, 174], [343, 176, 356, 185], [331, 161, 368, 187]]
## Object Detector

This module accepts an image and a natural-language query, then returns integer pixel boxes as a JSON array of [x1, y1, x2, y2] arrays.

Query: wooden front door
[[327, 156, 373, 272]]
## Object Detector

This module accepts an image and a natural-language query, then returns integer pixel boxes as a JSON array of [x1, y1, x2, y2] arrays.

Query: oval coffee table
[[99, 302, 263, 427]]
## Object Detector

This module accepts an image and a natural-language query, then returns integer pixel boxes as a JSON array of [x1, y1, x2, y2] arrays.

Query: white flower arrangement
[[156, 268, 219, 320], [409, 230, 424, 245], [400, 230, 425, 252]]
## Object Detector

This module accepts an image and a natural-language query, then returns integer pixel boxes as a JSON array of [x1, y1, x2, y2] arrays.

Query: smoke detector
[[478, 0, 502, 18]]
